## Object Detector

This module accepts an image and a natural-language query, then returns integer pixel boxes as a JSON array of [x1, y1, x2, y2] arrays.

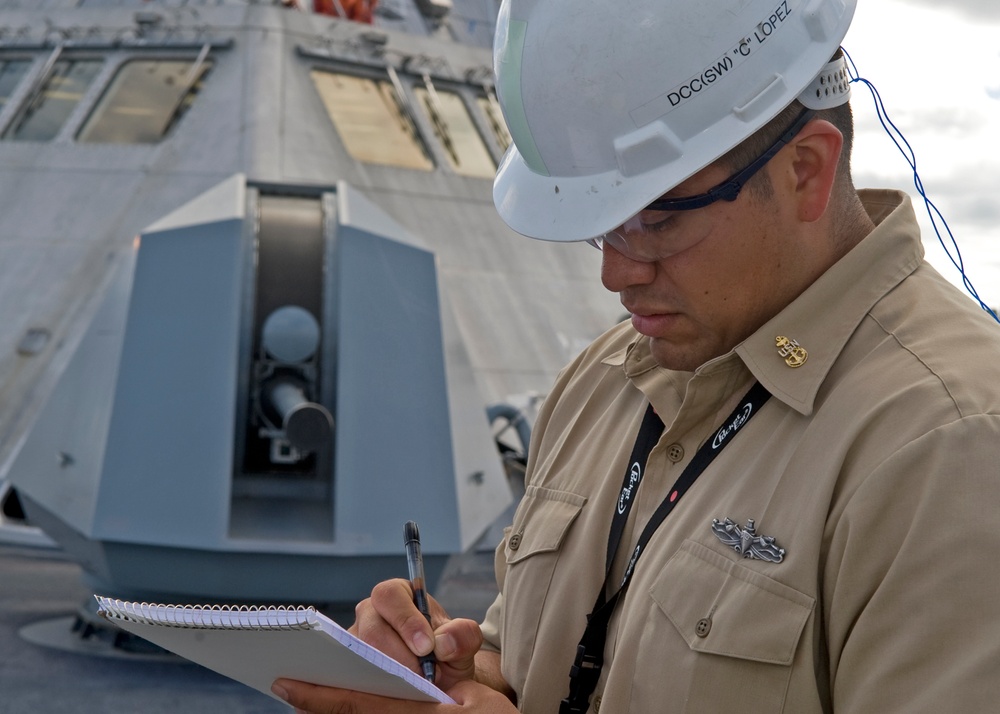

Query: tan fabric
[[480, 190, 1000, 713]]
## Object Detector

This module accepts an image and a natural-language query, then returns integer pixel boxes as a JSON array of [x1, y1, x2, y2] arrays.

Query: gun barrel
[[264, 379, 334, 453]]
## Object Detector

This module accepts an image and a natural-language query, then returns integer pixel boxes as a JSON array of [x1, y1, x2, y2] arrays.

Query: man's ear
[[784, 119, 844, 223]]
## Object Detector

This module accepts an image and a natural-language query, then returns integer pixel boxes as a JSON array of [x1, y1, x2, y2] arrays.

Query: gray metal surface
[[0, 3, 616, 480], [0, 4, 616, 468], [0, 0, 618, 637], [0, 0, 601, 706]]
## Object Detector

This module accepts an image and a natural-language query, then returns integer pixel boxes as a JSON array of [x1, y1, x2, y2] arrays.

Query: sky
[[842, 0, 1000, 313]]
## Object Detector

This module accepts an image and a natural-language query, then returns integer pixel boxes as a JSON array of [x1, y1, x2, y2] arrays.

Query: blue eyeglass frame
[[643, 108, 817, 212]]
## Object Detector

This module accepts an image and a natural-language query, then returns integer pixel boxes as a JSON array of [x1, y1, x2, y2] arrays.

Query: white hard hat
[[493, 0, 857, 242]]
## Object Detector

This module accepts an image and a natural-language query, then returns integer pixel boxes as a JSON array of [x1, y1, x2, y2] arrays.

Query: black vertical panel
[[254, 196, 325, 348], [242, 194, 326, 477]]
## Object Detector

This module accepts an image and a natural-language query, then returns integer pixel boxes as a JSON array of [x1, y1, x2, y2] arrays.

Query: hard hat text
[[754, 1, 792, 44]]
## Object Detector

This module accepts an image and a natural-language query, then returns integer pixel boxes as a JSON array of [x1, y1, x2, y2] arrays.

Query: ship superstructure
[[0, 0, 619, 605]]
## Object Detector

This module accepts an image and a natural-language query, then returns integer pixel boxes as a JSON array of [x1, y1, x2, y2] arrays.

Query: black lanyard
[[560, 381, 771, 714]]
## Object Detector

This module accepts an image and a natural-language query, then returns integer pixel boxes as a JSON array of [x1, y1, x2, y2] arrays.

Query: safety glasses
[[589, 108, 817, 260]]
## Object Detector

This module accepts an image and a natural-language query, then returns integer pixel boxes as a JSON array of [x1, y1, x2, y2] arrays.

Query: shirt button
[[508, 531, 522, 550], [666, 443, 685, 463], [695, 617, 712, 638]]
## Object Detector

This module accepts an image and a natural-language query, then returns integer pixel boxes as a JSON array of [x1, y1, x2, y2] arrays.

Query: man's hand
[[269, 578, 517, 712], [349, 578, 483, 691], [271, 678, 518, 714]]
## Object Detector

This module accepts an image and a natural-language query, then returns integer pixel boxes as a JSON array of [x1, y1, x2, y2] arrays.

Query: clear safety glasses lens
[[588, 213, 702, 261]]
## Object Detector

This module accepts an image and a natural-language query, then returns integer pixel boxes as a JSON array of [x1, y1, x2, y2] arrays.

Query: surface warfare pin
[[711, 518, 785, 563]]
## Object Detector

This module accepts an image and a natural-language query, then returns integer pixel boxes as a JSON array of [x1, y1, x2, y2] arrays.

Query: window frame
[[473, 89, 513, 159], [305, 54, 513, 178], [411, 78, 498, 179], [0, 56, 38, 127], [76, 54, 215, 145], [0, 43, 226, 145], [308, 62, 438, 173], [0, 52, 107, 142]]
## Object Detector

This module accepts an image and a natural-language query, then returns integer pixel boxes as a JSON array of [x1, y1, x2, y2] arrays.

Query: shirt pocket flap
[[505, 485, 587, 565], [651, 540, 814, 665]]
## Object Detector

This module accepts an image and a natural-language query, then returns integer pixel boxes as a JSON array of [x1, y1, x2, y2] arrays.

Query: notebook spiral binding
[[95, 596, 318, 631]]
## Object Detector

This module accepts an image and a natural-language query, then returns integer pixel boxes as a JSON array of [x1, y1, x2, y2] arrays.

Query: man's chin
[[648, 338, 706, 373]]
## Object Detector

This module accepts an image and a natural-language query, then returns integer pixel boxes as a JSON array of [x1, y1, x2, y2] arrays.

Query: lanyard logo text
[[617, 462, 642, 514], [712, 402, 753, 449]]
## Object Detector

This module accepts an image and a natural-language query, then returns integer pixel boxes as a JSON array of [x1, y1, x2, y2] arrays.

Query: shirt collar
[[736, 189, 923, 415]]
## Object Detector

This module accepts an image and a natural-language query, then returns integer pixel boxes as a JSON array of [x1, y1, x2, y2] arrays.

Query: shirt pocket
[[499, 485, 586, 692], [637, 539, 814, 712]]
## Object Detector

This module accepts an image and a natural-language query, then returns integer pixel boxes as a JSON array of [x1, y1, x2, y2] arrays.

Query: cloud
[[900, 0, 1000, 22], [898, 106, 989, 136], [854, 156, 1000, 231], [929, 185, 1000, 230], [842, 0, 1000, 309], [940, 175, 1000, 222], [957, 195, 1000, 226]]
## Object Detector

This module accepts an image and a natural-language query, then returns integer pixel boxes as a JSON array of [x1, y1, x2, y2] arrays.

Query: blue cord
[[842, 48, 999, 323]]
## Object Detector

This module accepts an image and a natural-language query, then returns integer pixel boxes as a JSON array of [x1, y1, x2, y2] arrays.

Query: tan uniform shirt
[[480, 190, 1000, 713]]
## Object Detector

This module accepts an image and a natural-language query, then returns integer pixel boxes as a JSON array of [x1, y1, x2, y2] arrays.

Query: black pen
[[403, 520, 437, 682]]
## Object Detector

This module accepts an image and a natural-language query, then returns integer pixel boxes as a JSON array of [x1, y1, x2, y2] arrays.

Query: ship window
[[311, 69, 433, 171], [413, 86, 495, 178], [78, 58, 213, 144], [4, 59, 102, 141], [476, 95, 512, 152], [0, 60, 31, 111]]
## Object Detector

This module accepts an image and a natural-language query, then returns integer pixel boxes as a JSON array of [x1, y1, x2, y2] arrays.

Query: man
[[274, 0, 1000, 711]]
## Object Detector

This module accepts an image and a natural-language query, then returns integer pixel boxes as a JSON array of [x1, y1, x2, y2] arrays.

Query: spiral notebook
[[94, 596, 454, 705]]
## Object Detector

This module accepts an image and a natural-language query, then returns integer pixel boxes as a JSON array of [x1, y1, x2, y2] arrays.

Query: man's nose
[[601, 241, 657, 293]]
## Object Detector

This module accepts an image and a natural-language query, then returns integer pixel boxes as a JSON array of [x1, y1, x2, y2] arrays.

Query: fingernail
[[413, 631, 433, 655], [271, 683, 289, 702]]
